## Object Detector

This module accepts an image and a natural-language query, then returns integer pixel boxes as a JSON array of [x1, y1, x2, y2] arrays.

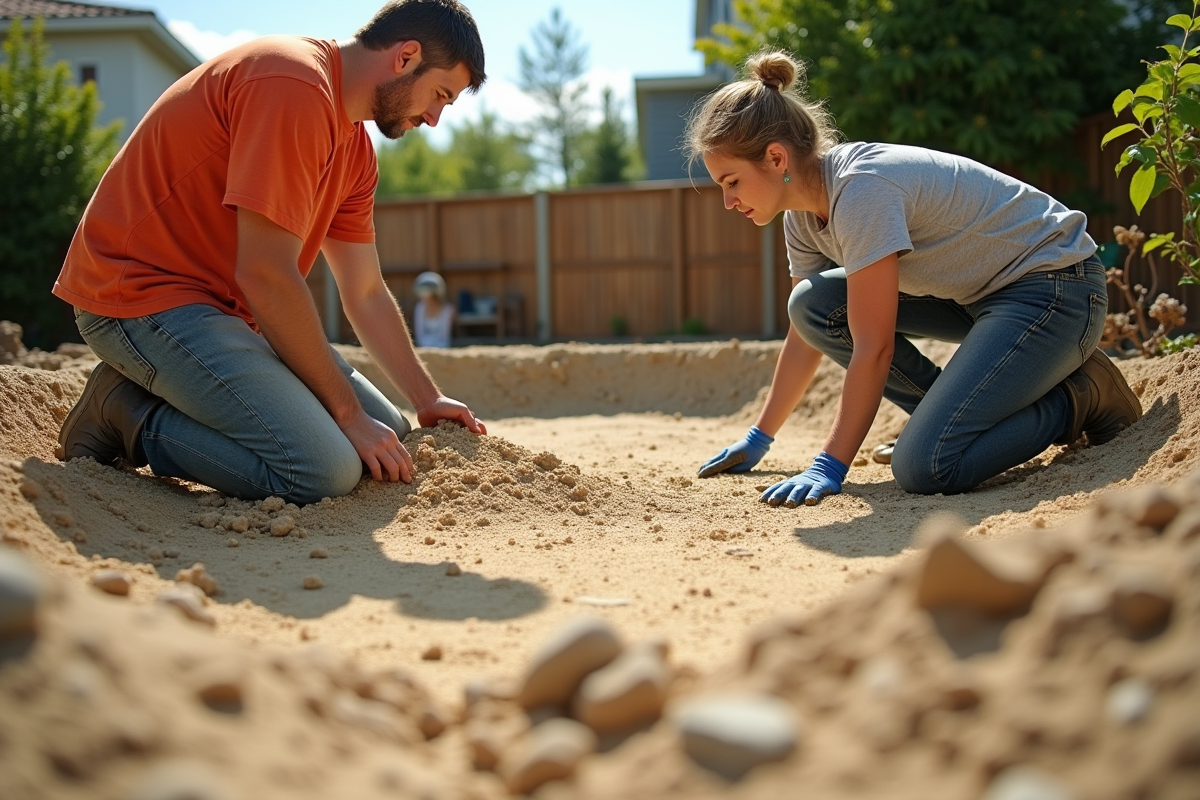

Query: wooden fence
[[309, 114, 1199, 343]]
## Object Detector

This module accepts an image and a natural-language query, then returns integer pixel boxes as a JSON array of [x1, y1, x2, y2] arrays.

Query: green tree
[[0, 17, 120, 347], [699, 0, 1133, 176], [375, 130, 461, 197], [518, 7, 590, 186], [576, 87, 641, 185], [449, 109, 536, 192]]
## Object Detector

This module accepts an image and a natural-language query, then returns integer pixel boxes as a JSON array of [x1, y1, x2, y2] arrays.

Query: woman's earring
[[783, 170, 791, 184]]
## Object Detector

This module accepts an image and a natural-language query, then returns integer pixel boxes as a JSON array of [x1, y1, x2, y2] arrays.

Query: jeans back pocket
[[75, 312, 157, 390]]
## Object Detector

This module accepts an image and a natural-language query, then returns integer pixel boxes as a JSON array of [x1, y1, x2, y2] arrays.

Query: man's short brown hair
[[357, 0, 486, 91]]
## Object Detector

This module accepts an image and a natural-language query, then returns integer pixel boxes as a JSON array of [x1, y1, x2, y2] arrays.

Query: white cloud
[[168, 20, 259, 62]]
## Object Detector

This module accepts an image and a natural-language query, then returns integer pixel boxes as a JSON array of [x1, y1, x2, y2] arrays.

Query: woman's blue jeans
[[788, 257, 1108, 494], [75, 304, 411, 503]]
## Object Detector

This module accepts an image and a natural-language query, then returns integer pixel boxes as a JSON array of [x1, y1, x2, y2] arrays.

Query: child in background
[[412, 271, 454, 349]]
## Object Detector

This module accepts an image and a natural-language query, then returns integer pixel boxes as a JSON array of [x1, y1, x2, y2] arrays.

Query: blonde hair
[[684, 49, 839, 172]]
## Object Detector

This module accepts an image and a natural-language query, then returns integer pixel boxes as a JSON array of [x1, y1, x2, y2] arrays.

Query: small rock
[[983, 766, 1074, 800], [309, 548, 327, 559], [915, 514, 1057, 616], [0, 548, 40, 643], [467, 713, 529, 772], [500, 718, 597, 795], [156, 584, 215, 627], [90, 569, 131, 597], [175, 563, 218, 597], [516, 617, 622, 711], [52, 512, 74, 528], [197, 678, 243, 714], [269, 515, 295, 537], [18, 478, 40, 500], [1111, 568, 1173, 637], [1106, 678, 1153, 725], [676, 693, 800, 780], [725, 547, 754, 558], [129, 759, 236, 800], [574, 596, 632, 607], [225, 515, 249, 534], [573, 642, 670, 734], [445, 562, 462, 577], [422, 645, 443, 661], [227, 538, 238, 548], [303, 575, 323, 590], [260, 496, 285, 513], [196, 512, 221, 529], [418, 706, 447, 740]]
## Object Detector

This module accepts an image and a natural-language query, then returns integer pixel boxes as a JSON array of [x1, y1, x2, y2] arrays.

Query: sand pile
[[2, 320, 1199, 798]]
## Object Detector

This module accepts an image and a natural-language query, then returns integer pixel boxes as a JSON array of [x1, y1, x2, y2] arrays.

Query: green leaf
[[1134, 80, 1164, 100], [1151, 173, 1172, 198], [1168, 13, 1194, 30], [1153, 62, 1176, 83], [1102, 123, 1140, 147], [1113, 89, 1135, 114], [1127, 144, 1157, 165], [1176, 95, 1200, 129], [1193, 15, 1200, 31], [1144, 232, 1175, 254], [1162, 44, 1184, 61], [1130, 162, 1157, 213], [1179, 64, 1200, 86], [1115, 148, 1134, 176], [1180, 274, 1200, 285]]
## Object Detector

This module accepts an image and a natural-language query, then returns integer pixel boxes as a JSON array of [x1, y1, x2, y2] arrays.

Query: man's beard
[[372, 72, 424, 139]]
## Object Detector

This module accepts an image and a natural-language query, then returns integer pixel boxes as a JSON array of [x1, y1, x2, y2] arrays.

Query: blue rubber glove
[[697, 426, 774, 478], [760, 451, 849, 507]]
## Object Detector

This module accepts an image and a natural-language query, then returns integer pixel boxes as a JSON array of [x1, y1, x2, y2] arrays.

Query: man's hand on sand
[[417, 396, 488, 435], [697, 426, 773, 478], [760, 452, 848, 507], [341, 412, 414, 484]]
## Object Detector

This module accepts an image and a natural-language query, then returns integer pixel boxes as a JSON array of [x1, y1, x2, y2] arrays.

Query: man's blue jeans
[[788, 257, 1108, 494], [75, 304, 411, 503]]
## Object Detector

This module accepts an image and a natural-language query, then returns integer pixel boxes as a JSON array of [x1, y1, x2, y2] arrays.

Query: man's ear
[[393, 40, 423, 76]]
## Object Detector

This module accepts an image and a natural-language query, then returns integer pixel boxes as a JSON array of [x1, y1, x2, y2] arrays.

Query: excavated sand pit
[[1, 332, 1198, 799]]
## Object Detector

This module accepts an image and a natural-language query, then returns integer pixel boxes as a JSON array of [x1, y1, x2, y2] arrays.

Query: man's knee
[[287, 439, 362, 504], [890, 438, 946, 495]]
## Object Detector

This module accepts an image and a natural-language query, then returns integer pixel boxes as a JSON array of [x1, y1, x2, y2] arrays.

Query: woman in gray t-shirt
[[691, 50, 1142, 505]]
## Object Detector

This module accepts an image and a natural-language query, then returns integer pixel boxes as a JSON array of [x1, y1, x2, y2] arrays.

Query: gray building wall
[[639, 86, 719, 181]]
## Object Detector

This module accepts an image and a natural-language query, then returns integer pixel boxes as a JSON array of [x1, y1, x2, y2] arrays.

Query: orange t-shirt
[[53, 36, 377, 327]]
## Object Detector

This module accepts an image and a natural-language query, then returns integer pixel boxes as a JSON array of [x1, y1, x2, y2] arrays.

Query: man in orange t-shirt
[[53, 0, 488, 503]]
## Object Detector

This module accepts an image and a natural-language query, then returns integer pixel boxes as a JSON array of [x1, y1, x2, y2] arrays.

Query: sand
[[1, 331, 1198, 799]]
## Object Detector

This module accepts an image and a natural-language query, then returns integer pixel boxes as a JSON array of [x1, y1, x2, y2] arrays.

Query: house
[[0, 0, 200, 142], [633, 0, 735, 181]]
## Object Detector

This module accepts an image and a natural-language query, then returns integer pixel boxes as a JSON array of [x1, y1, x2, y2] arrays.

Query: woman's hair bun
[[747, 49, 799, 92]]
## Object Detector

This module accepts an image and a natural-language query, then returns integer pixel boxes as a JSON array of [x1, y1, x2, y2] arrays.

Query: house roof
[[0, 0, 153, 19], [0, 0, 200, 73]]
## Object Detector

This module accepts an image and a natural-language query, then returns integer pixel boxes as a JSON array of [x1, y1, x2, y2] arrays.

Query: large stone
[[915, 514, 1057, 616], [573, 642, 670, 734], [676, 693, 800, 780], [516, 616, 622, 711], [0, 547, 40, 643], [500, 718, 596, 795]]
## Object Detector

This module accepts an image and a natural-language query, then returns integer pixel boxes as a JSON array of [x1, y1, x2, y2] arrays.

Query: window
[[80, 65, 97, 84]]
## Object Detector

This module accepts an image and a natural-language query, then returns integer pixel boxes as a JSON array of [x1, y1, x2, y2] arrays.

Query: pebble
[[915, 514, 1049, 615], [445, 561, 462, 577], [983, 766, 1074, 800], [516, 617, 622, 711], [260, 496, 285, 512], [500, 718, 597, 795], [573, 642, 670, 734], [18, 478, 40, 500], [303, 575, 323, 590], [176, 563, 218, 597], [1110, 568, 1173, 637], [574, 596, 632, 607], [1106, 678, 1153, 725], [90, 569, 131, 597], [467, 714, 528, 771], [156, 585, 215, 627], [676, 693, 800, 780], [422, 645, 443, 661], [309, 548, 327, 559], [197, 678, 244, 714], [129, 759, 236, 800], [197, 512, 221, 529], [725, 547, 754, 558], [0, 548, 40, 642], [270, 515, 295, 537]]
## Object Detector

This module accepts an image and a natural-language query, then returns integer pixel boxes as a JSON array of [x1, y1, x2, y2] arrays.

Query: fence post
[[535, 191, 551, 343], [671, 187, 686, 331], [760, 220, 776, 337], [425, 201, 440, 273], [323, 258, 340, 343]]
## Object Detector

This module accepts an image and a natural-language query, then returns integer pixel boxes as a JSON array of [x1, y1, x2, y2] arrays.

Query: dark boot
[[56, 362, 164, 467], [1057, 350, 1143, 446]]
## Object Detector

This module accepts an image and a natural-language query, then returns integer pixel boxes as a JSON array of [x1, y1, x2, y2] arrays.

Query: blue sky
[[152, 0, 707, 144]]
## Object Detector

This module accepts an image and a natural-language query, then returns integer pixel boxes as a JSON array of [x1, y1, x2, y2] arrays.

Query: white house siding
[[37, 30, 141, 139]]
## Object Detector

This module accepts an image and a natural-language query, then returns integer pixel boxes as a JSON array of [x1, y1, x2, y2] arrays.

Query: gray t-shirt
[[784, 142, 1096, 305]]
